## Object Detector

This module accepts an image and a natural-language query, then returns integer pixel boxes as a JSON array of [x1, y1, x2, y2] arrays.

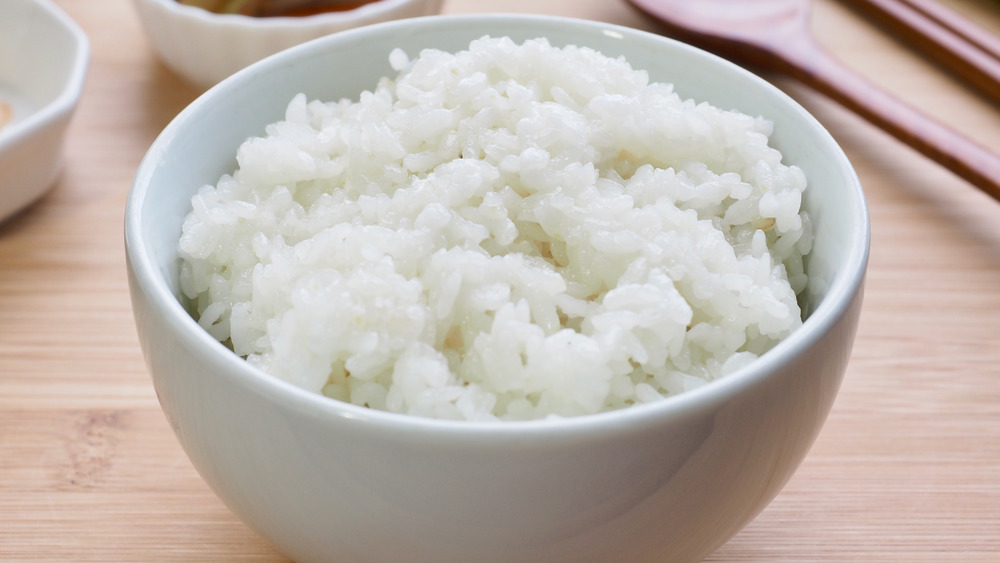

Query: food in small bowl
[[0, 0, 89, 223], [176, 0, 384, 17], [130, 0, 444, 89], [126, 14, 868, 562]]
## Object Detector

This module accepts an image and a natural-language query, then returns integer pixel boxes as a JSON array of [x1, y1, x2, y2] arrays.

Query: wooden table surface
[[3, 0, 1000, 560]]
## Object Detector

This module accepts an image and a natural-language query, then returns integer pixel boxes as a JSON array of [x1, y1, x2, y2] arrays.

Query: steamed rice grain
[[178, 36, 813, 421]]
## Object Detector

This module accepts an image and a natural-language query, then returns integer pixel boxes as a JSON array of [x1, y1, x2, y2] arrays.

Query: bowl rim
[[0, 0, 89, 151], [138, 0, 437, 28], [126, 13, 870, 438]]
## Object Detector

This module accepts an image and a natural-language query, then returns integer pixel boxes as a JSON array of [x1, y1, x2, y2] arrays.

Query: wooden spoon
[[626, 0, 1000, 201]]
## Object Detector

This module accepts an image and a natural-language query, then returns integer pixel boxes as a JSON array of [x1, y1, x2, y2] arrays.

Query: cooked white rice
[[178, 36, 812, 421]]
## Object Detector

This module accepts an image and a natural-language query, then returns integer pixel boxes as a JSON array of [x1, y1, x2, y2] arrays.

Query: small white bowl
[[0, 0, 89, 223], [126, 14, 869, 563], [131, 0, 445, 89]]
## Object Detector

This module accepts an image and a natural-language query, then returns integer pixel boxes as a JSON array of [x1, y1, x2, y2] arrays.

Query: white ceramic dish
[[0, 0, 89, 223], [126, 14, 869, 563], [131, 0, 444, 89]]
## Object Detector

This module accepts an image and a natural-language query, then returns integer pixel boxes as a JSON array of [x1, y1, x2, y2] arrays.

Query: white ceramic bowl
[[126, 14, 869, 563], [131, 0, 444, 89], [0, 0, 88, 223]]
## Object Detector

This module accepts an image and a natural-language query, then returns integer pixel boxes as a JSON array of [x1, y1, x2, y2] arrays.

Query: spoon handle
[[772, 31, 1000, 201]]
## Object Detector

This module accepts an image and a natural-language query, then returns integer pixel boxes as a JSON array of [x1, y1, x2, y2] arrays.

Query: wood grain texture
[[1, 0, 998, 560]]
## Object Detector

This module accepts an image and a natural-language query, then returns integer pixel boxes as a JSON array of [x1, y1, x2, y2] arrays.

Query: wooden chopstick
[[898, 0, 1000, 65], [838, 0, 1000, 106]]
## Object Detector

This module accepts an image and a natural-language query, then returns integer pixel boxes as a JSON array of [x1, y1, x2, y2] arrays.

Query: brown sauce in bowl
[[177, 0, 381, 17], [0, 102, 11, 132]]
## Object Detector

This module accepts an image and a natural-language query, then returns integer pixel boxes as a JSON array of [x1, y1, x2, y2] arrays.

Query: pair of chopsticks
[[839, 0, 1000, 105]]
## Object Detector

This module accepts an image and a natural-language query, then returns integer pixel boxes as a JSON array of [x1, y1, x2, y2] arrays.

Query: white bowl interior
[[131, 13, 868, 375], [0, 0, 89, 221], [0, 0, 87, 135]]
